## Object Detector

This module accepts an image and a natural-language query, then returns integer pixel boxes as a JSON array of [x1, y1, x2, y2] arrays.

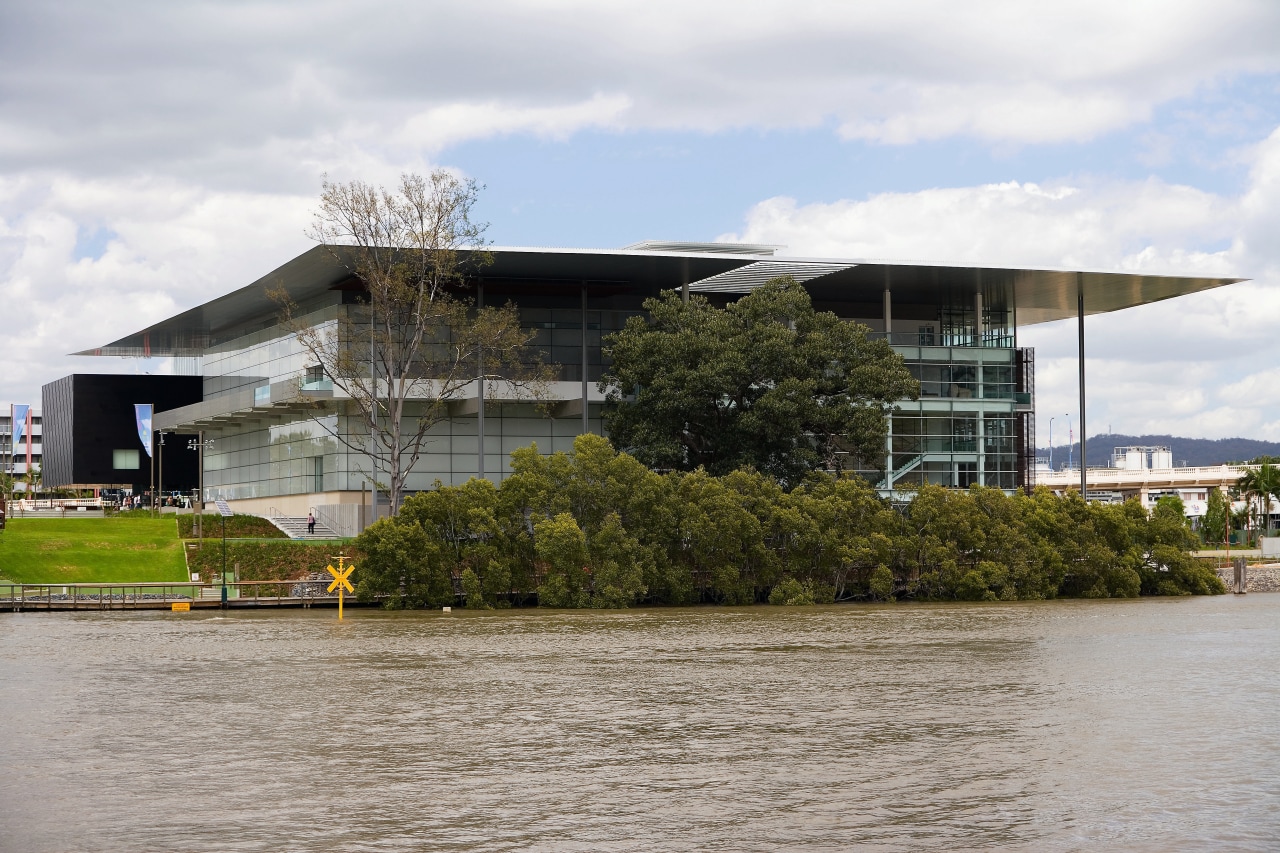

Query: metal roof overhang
[[76, 245, 1246, 358], [75, 245, 759, 357], [689, 259, 1245, 325]]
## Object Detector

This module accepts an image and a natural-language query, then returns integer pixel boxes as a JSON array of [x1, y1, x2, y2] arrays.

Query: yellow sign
[[171, 601, 191, 612], [326, 555, 355, 620]]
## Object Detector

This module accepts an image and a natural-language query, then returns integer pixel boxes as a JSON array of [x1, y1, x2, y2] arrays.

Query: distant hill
[[1038, 434, 1280, 468]]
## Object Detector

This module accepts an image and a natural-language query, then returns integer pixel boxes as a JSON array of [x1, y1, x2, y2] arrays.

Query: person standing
[[307, 510, 316, 536]]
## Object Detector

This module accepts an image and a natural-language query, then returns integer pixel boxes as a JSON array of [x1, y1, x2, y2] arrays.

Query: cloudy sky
[[2, 0, 1279, 444]]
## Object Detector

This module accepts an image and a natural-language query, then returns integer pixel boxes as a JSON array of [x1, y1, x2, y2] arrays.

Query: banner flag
[[135, 404, 153, 458], [12, 404, 28, 446]]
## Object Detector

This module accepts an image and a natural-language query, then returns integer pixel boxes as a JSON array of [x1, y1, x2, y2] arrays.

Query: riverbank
[[1213, 563, 1280, 592]]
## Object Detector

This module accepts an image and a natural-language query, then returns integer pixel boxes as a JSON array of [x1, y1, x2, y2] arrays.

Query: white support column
[[1077, 272, 1087, 497], [477, 280, 485, 480], [581, 282, 589, 434]]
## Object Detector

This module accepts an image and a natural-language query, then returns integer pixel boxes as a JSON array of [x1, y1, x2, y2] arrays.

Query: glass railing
[[911, 382, 1025, 400], [869, 332, 1016, 348]]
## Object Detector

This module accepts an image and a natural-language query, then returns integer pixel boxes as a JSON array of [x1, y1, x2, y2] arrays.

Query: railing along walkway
[[0, 581, 378, 612], [1035, 464, 1252, 490]]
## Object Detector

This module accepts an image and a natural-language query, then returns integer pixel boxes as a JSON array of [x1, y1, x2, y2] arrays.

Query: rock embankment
[[1213, 563, 1280, 593]]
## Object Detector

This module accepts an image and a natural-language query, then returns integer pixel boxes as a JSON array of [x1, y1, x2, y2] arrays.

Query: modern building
[[40, 374, 203, 496], [69, 242, 1242, 534], [1, 404, 42, 492]]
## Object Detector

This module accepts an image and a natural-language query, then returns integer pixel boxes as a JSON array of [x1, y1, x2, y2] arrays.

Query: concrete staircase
[[266, 515, 341, 540]]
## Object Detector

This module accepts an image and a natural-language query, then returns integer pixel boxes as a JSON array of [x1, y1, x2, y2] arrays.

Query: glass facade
[[882, 345, 1027, 491], [192, 272, 1033, 503], [197, 299, 611, 501]]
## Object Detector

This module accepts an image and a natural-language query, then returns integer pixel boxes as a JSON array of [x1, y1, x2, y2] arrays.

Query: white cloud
[[0, 175, 315, 403], [392, 95, 632, 154], [0, 0, 1277, 188], [719, 127, 1280, 441]]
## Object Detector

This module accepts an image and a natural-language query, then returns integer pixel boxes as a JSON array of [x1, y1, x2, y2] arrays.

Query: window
[[113, 449, 140, 470]]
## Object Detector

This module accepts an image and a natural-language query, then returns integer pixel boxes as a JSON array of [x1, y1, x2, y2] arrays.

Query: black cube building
[[42, 374, 203, 494]]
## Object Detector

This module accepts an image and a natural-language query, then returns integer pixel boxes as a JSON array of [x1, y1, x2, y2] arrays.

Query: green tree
[[587, 513, 649, 608], [1133, 497, 1223, 595], [353, 518, 452, 608], [1202, 487, 1229, 546], [866, 565, 895, 601], [768, 577, 817, 605], [534, 512, 590, 608], [1236, 462, 1280, 542], [355, 435, 1224, 606], [22, 463, 41, 498], [600, 278, 919, 485], [460, 567, 490, 609]]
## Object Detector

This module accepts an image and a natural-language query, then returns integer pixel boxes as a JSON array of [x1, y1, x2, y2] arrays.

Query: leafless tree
[[272, 171, 548, 515]]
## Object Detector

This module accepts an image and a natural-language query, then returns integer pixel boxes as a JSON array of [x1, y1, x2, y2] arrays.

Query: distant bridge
[[1033, 464, 1266, 515]]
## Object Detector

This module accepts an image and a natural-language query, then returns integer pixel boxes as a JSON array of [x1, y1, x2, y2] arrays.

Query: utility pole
[[158, 431, 164, 512], [188, 432, 212, 539]]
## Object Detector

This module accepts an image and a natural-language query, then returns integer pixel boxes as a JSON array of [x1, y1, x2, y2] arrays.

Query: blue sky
[[2, 0, 1279, 443], [458, 73, 1280, 249]]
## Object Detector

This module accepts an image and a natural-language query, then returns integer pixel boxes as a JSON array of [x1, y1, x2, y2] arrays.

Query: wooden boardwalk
[[0, 581, 379, 613]]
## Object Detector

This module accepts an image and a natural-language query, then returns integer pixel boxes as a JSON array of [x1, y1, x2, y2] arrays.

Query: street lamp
[[157, 431, 165, 516], [188, 433, 214, 539], [1049, 417, 1055, 471], [1065, 414, 1074, 473]]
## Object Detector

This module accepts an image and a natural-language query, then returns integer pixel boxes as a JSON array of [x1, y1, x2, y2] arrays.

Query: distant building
[[40, 375, 203, 496], [1, 404, 41, 492], [65, 242, 1241, 533]]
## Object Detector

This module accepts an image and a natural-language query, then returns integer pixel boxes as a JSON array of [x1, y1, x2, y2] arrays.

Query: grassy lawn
[[0, 517, 189, 584]]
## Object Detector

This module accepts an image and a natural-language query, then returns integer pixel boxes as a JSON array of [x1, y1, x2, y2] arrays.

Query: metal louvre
[[687, 261, 857, 294]]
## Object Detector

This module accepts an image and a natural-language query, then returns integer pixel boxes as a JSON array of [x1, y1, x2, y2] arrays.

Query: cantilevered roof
[[76, 243, 1246, 358], [691, 258, 1246, 326]]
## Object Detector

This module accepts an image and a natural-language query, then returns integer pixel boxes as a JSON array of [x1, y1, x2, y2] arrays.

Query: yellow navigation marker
[[326, 554, 355, 620]]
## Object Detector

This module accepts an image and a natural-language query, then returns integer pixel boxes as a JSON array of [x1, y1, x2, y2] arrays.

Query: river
[[1, 596, 1277, 851]]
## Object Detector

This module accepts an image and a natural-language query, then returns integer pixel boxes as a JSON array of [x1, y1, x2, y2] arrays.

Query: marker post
[[327, 555, 354, 620]]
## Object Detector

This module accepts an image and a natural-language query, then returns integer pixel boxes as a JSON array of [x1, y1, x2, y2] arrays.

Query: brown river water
[[1, 597, 1278, 852]]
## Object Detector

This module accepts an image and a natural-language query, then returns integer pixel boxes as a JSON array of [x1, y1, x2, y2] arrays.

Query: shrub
[[178, 514, 287, 539]]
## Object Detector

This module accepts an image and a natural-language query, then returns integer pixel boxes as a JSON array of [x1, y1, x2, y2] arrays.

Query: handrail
[[0, 578, 370, 612], [11, 498, 106, 510], [1037, 464, 1252, 483]]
